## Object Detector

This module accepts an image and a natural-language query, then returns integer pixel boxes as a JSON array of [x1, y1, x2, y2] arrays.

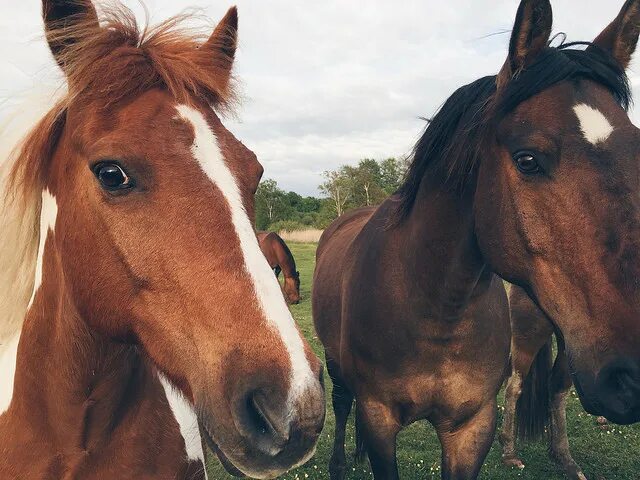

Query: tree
[[319, 169, 352, 217], [255, 179, 286, 230], [350, 159, 386, 206], [380, 157, 406, 194]]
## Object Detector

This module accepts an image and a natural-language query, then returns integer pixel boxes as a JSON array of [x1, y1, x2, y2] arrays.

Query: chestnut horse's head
[[474, 0, 640, 424], [10, 1, 325, 476]]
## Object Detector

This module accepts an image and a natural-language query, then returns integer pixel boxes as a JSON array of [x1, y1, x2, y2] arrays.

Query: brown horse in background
[[313, 1, 640, 478], [500, 284, 584, 479], [257, 231, 301, 304], [0, 1, 324, 479]]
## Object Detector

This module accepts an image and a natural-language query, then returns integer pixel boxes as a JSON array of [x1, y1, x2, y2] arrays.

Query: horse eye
[[93, 163, 132, 190], [513, 153, 541, 175]]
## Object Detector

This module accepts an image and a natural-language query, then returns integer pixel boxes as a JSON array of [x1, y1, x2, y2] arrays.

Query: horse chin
[[571, 373, 599, 414], [200, 424, 246, 477]]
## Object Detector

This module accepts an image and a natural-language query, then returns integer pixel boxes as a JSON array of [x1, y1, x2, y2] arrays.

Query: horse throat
[[403, 181, 492, 323], [11, 280, 147, 445], [0, 243, 172, 477]]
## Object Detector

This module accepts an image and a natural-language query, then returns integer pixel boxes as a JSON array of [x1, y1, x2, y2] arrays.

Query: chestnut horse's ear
[[590, 0, 640, 69], [42, 0, 99, 73], [496, 0, 552, 89], [201, 6, 238, 80]]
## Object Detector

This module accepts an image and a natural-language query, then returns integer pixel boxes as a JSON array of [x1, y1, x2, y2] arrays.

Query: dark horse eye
[[513, 152, 541, 175], [93, 163, 132, 190]]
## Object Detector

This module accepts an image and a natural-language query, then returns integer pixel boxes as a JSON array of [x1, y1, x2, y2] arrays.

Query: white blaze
[[574, 103, 614, 145], [1, 189, 57, 415], [175, 105, 316, 406], [158, 373, 208, 478]]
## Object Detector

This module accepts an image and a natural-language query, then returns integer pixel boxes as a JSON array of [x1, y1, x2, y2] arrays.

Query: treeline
[[255, 157, 407, 231]]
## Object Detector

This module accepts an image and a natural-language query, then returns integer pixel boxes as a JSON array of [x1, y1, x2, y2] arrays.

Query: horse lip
[[201, 424, 245, 477]]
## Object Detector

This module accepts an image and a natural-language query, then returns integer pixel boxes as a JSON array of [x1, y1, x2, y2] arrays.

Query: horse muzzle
[[574, 356, 640, 425]]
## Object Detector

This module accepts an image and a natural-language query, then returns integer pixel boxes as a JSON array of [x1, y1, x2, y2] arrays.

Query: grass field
[[209, 242, 640, 480]]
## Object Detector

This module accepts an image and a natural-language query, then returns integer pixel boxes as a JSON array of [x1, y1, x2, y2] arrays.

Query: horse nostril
[[233, 390, 290, 456], [246, 395, 269, 436], [595, 357, 640, 423]]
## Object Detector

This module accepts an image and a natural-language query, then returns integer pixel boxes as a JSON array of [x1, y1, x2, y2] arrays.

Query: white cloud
[[0, 0, 637, 195]]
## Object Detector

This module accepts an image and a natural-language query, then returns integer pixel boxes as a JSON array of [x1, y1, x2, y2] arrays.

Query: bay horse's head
[[474, 0, 640, 424], [284, 271, 301, 305], [400, 0, 640, 424], [15, 1, 325, 476]]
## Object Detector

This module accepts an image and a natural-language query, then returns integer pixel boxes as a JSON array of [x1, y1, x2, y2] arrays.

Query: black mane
[[396, 42, 632, 221]]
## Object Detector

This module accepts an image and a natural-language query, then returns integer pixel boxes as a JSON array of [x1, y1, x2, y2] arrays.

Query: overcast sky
[[1, 1, 639, 195]]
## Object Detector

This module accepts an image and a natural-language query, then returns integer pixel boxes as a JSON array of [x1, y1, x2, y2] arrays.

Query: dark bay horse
[[499, 284, 584, 479], [0, 1, 324, 479], [257, 231, 301, 304], [313, 1, 640, 478]]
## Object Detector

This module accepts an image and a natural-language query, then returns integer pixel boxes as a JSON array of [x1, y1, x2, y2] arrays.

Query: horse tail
[[354, 402, 367, 464], [516, 339, 552, 441]]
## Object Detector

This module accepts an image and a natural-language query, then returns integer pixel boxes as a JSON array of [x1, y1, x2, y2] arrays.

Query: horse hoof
[[329, 465, 346, 480], [329, 459, 347, 480], [502, 456, 525, 469]]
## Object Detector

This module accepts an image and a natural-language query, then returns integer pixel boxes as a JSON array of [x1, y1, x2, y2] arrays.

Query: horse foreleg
[[549, 343, 586, 480], [326, 356, 354, 480], [437, 400, 497, 480], [356, 397, 401, 480], [499, 370, 525, 470]]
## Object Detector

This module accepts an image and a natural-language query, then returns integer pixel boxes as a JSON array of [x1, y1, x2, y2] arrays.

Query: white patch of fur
[[0, 88, 61, 416], [0, 331, 20, 414], [158, 373, 208, 478], [574, 104, 614, 145], [27, 190, 58, 308], [175, 105, 317, 408]]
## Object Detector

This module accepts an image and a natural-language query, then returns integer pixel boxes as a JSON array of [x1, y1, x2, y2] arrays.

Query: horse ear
[[201, 6, 238, 80], [496, 0, 553, 89], [590, 0, 640, 69], [42, 0, 99, 74]]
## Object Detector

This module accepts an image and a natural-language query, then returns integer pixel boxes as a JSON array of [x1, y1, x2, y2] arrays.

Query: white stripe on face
[[158, 373, 208, 478], [2, 190, 57, 415], [175, 105, 316, 406], [574, 103, 614, 145]]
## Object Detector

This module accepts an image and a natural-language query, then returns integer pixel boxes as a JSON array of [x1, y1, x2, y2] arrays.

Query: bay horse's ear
[[42, 0, 99, 74], [589, 0, 640, 69], [201, 6, 238, 80], [496, 0, 552, 89]]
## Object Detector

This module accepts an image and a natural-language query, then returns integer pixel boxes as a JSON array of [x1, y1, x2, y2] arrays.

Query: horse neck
[[275, 239, 296, 278], [10, 258, 151, 445], [400, 177, 491, 321]]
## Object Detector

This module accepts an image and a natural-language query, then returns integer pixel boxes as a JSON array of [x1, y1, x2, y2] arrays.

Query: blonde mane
[[0, 2, 238, 348], [0, 89, 63, 348]]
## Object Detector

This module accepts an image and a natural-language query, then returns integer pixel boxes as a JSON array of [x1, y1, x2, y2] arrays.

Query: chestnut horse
[[0, 1, 324, 479], [499, 284, 584, 479], [257, 231, 301, 304], [313, 1, 640, 478]]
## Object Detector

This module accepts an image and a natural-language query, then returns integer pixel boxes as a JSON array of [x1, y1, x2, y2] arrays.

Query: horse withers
[[257, 231, 301, 304], [313, 1, 640, 478], [0, 2, 324, 479]]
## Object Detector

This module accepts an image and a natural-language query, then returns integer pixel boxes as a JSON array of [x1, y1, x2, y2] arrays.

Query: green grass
[[209, 243, 640, 479]]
